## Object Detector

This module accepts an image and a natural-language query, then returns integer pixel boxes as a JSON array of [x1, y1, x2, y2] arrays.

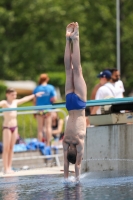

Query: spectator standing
[[91, 70, 117, 115], [90, 71, 109, 100], [109, 68, 125, 98], [33, 74, 56, 149], [90, 70, 111, 113]]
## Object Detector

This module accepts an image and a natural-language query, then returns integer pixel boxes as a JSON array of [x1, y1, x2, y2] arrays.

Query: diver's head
[[67, 144, 77, 164]]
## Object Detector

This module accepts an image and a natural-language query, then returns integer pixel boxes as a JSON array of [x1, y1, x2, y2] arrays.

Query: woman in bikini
[[0, 88, 43, 174]]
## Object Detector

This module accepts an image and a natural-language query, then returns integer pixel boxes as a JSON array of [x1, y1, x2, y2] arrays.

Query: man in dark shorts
[[63, 22, 87, 181]]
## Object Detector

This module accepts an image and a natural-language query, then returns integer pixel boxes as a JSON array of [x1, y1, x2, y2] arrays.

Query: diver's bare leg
[[70, 22, 87, 101], [64, 23, 75, 95]]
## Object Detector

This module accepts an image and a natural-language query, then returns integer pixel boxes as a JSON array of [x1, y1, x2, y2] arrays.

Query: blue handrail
[[0, 97, 133, 112]]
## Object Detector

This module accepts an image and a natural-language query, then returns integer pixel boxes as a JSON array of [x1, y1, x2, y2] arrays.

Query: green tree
[[0, 0, 133, 97]]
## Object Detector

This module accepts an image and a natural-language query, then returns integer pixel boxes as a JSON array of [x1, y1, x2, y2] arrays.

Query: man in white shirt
[[91, 70, 117, 114], [87, 70, 109, 124], [109, 68, 125, 98], [90, 71, 109, 112]]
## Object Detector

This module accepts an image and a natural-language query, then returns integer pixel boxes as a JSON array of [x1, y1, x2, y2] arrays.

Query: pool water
[[0, 170, 133, 200]]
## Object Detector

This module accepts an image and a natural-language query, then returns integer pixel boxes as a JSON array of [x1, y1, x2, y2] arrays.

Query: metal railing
[[0, 97, 133, 113]]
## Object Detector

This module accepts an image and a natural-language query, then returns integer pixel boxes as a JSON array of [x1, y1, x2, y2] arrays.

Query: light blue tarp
[[13, 139, 57, 155]]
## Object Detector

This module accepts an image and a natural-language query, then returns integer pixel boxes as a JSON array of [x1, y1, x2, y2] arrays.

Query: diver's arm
[[75, 152, 83, 180], [64, 150, 69, 179], [63, 142, 69, 179], [75, 141, 84, 180]]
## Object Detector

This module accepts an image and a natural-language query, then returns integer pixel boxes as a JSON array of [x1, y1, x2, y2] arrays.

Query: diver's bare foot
[[66, 22, 74, 40], [70, 22, 79, 40]]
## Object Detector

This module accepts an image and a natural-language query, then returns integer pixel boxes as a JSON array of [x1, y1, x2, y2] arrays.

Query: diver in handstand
[[63, 22, 87, 181]]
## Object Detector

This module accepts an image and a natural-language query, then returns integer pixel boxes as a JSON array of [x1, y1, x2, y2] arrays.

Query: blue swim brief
[[66, 93, 86, 111]]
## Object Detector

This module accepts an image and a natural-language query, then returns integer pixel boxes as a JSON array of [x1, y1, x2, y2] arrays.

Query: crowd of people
[[0, 21, 126, 182], [0, 73, 64, 174]]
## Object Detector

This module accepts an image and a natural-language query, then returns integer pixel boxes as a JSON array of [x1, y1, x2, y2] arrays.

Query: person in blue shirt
[[33, 74, 56, 148]]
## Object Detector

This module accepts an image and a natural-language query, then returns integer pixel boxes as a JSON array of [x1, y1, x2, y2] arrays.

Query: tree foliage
[[0, 0, 132, 98]]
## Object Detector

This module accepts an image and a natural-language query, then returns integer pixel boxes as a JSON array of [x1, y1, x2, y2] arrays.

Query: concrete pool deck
[[0, 165, 75, 177]]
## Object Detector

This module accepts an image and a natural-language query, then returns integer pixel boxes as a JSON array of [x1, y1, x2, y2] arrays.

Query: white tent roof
[[4, 80, 37, 94]]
